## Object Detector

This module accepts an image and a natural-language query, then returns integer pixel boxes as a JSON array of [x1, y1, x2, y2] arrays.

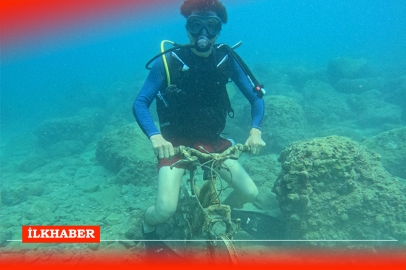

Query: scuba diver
[[133, 0, 269, 255]]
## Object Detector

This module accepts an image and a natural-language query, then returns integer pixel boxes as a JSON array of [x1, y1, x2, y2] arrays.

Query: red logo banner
[[22, 226, 100, 243]]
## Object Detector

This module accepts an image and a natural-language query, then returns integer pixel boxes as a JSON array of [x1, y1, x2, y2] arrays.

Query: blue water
[[1, 0, 405, 133]]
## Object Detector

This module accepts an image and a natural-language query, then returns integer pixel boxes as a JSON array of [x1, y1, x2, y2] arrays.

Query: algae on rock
[[273, 136, 406, 246]]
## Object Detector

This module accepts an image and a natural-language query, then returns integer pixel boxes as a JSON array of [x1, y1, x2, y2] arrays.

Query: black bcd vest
[[156, 47, 233, 141]]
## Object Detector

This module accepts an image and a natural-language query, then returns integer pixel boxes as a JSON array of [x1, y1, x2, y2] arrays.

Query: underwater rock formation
[[19, 155, 47, 173], [302, 80, 354, 124], [346, 90, 402, 128], [242, 155, 281, 212], [46, 140, 86, 158], [1, 182, 45, 206], [36, 108, 106, 148], [327, 57, 369, 84], [335, 77, 384, 95], [362, 127, 406, 180], [261, 95, 307, 154], [95, 122, 155, 186], [272, 136, 406, 245], [1, 186, 27, 206], [226, 95, 307, 154], [383, 75, 406, 122]]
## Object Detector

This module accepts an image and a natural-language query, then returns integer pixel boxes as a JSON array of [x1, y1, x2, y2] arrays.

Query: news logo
[[22, 226, 100, 243]]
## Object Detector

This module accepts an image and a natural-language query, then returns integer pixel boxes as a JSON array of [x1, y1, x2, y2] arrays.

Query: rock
[[0, 182, 47, 206], [115, 165, 155, 186], [24, 182, 46, 197], [334, 77, 384, 94], [347, 91, 402, 128], [86, 243, 100, 251], [80, 182, 100, 193], [327, 57, 369, 84], [302, 80, 354, 124], [123, 209, 144, 242], [227, 95, 308, 153], [89, 186, 121, 207], [262, 95, 307, 153], [266, 83, 297, 97], [242, 155, 281, 188], [383, 75, 406, 122], [362, 127, 406, 179], [303, 106, 325, 127], [46, 140, 86, 158], [36, 113, 100, 148], [106, 213, 124, 225], [285, 65, 326, 90], [253, 186, 280, 211], [273, 135, 406, 245], [121, 184, 137, 195], [0, 228, 12, 247], [25, 199, 58, 223], [95, 123, 156, 186], [1, 186, 27, 206], [19, 155, 47, 173], [242, 155, 281, 211]]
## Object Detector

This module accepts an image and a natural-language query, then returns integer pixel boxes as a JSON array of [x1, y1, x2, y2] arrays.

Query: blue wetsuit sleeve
[[133, 57, 166, 138], [228, 56, 264, 130]]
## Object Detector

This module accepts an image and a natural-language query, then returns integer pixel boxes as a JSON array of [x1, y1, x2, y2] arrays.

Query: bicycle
[[167, 143, 250, 264]]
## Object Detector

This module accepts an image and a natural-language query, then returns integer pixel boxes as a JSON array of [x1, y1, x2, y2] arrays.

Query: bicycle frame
[[173, 144, 249, 263]]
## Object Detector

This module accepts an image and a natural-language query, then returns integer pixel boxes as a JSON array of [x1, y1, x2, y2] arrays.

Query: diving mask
[[186, 15, 222, 38]]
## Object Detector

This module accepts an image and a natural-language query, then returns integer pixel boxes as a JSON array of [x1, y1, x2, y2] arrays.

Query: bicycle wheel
[[206, 234, 240, 265]]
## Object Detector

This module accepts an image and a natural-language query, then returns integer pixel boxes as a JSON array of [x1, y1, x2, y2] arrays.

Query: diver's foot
[[142, 224, 182, 260]]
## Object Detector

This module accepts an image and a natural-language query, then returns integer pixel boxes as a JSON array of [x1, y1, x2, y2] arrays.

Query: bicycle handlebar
[[171, 143, 250, 169]]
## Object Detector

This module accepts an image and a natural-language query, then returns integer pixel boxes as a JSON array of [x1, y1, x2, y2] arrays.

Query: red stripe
[[0, 250, 405, 269], [0, 0, 176, 44]]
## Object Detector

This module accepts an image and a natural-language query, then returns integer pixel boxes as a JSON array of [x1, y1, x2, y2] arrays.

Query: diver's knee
[[246, 185, 259, 202], [154, 204, 177, 223]]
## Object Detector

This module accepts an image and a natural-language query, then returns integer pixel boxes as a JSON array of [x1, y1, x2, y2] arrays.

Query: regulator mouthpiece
[[195, 36, 211, 52]]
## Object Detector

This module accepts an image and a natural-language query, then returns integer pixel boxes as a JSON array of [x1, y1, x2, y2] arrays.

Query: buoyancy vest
[[156, 46, 233, 142]]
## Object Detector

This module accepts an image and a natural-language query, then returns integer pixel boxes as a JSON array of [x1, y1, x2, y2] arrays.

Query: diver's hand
[[150, 134, 174, 160], [244, 128, 266, 155]]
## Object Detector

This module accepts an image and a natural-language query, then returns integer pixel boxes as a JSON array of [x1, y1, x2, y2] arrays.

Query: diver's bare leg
[[216, 159, 258, 208], [143, 166, 185, 231]]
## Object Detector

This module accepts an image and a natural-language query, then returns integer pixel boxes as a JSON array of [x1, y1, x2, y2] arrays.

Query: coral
[[273, 136, 406, 245]]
